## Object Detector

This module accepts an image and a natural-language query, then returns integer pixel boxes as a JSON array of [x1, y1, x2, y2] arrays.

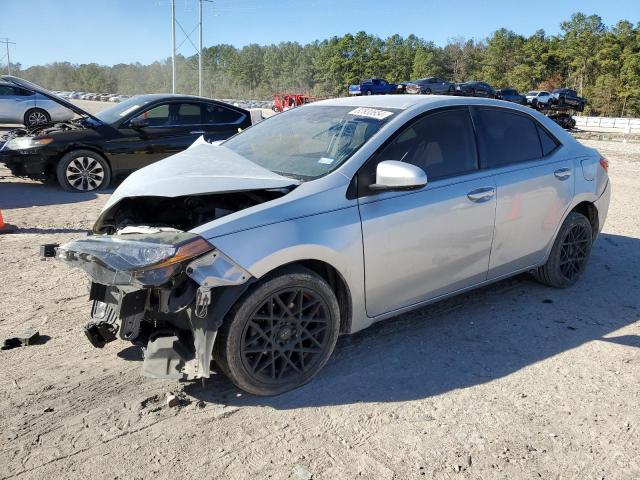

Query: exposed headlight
[[4, 137, 54, 150], [56, 233, 214, 286]]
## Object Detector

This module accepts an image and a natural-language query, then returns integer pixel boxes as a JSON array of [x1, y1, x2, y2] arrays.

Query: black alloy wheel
[[214, 267, 340, 396], [241, 287, 330, 383], [532, 212, 593, 288], [558, 222, 591, 282]]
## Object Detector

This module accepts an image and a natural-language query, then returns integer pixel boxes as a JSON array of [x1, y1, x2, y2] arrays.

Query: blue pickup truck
[[348, 78, 399, 96]]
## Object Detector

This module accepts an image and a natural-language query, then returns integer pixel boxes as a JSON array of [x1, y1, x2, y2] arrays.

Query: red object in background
[[599, 157, 609, 172], [272, 93, 319, 112]]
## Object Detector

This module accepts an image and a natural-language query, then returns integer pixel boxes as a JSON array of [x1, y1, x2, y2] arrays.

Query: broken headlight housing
[[56, 232, 213, 287]]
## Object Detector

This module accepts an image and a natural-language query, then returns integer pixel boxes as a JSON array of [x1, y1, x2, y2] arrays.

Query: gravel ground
[[0, 128, 639, 478]]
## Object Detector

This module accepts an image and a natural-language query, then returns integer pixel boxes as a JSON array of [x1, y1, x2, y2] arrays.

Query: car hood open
[[1, 75, 102, 122], [102, 141, 300, 212]]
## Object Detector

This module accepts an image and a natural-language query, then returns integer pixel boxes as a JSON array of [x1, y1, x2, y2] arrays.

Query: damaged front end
[[44, 230, 252, 380]]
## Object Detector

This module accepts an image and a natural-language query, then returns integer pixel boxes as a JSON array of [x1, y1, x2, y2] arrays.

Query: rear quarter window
[[475, 108, 543, 168], [205, 104, 244, 124], [538, 125, 559, 156]]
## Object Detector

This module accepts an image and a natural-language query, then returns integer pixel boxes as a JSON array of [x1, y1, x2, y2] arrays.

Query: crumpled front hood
[[102, 142, 300, 212]]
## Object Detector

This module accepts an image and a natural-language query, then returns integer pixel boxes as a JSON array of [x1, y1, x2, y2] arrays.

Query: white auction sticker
[[348, 107, 393, 120], [318, 157, 335, 165], [119, 105, 141, 117]]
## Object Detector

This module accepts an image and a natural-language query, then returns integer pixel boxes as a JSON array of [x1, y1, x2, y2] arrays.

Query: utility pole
[[199, 0, 203, 96], [171, 0, 176, 93], [0, 38, 16, 75], [170, 0, 211, 96]]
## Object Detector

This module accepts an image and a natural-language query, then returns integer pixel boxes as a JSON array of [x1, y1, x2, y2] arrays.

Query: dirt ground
[[0, 131, 638, 479]]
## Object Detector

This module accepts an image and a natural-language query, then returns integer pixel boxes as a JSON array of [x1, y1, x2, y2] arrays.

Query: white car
[[525, 90, 551, 109], [0, 80, 74, 126]]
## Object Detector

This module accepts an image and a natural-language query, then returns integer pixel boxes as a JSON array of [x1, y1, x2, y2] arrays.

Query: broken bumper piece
[[47, 232, 253, 380]]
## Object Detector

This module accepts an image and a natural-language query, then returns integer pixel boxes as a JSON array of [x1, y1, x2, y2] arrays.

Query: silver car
[[48, 95, 611, 395], [525, 90, 552, 109], [0, 81, 74, 126]]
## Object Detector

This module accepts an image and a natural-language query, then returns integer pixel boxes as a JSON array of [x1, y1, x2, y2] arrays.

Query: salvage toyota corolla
[[43, 95, 611, 395]]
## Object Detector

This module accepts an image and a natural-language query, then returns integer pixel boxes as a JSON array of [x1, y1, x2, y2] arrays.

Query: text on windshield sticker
[[348, 107, 393, 120]]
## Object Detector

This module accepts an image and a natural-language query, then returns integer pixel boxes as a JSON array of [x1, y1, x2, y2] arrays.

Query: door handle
[[190, 130, 205, 134], [467, 187, 495, 203], [554, 167, 572, 180]]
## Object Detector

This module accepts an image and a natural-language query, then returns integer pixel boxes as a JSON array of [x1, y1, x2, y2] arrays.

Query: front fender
[[207, 205, 369, 332]]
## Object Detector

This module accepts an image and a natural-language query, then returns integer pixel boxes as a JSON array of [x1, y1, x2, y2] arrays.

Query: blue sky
[[1, 0, 638, 67]]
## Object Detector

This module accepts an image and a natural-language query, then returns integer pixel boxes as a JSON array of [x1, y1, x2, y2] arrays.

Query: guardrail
[[573, 116, 640, 133]]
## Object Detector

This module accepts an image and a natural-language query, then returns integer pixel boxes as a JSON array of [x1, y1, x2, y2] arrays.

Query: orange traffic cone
[[0, 209, 15, 234]]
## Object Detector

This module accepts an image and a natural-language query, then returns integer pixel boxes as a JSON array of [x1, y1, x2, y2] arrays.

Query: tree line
[[10, 12, 640, 116]]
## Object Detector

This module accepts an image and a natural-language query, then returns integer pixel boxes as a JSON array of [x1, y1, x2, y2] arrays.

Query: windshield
[[94, 96, 154, 124], [223, 105, 398, 180]]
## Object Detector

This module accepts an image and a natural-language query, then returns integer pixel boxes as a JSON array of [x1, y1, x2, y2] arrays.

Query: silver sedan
[[51, 95, 611, 395], [0, 81, 74, 126]]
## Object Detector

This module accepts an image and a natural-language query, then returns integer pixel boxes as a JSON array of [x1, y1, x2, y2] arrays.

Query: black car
[[454, 81, 496, 98], [495, 88, 528, 105], [0, 76, 253, 191], [550, 88, 586, 112]]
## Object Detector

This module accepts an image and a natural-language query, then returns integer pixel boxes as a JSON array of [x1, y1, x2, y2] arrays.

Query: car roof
[[131, 93, 226, 103], [313, 94, 529, 111]]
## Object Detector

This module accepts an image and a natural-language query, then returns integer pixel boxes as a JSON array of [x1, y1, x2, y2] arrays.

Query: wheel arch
[[540, 197, 599, 266], [571, 201, 599, 240], [271, 259, 353, 334], [23, 107, 50, 125], [47, 145, 112, 179]]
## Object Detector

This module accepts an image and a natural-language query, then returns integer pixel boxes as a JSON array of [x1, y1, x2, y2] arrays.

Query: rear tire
[[213, 266, 340, 396], [531, 212, 593, 288], [24, 108, 50, 127], [424, 88, 432, 95], [365, 90, 373, 96], [448, 86, 455, 94], [56, 149, 111, 192]]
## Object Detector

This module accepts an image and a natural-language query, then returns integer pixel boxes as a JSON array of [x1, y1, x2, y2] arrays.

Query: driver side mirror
[[370, 160, 428, 191], [129, 115, 148, 129]]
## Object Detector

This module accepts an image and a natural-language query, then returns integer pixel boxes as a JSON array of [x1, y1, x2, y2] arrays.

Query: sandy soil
[[0, 135, 638, 480]]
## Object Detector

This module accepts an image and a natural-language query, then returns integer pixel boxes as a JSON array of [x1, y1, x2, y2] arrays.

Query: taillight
[[599, 157, 609, 172]]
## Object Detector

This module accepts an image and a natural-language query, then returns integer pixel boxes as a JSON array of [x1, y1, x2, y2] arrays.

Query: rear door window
[[140, 102, 202, 126], [475, 108, 543, 168], [176, 103, 202, 124]]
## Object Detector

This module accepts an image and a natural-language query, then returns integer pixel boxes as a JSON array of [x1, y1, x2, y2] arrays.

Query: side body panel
[[35, 95, 74, 121], [487, 155, 575, 279], [208, 204, 368, 332], [0, 88, 34, 123], [358, 174, 497, 317]]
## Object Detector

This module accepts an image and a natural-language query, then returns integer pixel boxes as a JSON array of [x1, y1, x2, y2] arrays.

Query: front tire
[[56, 150, 111, 192], [214, 267, 340, 396], [531, 212, 593, 288], [365, 90, 373, 96], [24, 108, 50, 127]]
